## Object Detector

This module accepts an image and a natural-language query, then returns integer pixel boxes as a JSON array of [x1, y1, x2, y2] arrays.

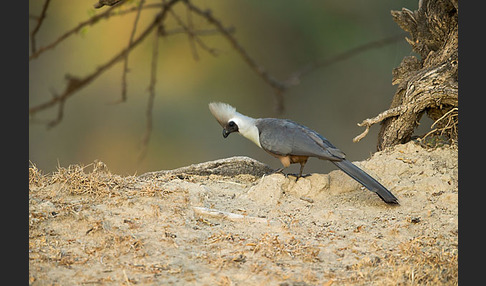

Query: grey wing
[[257, 119, 293, 155], [295, 123, 346, 160], [256, 119, 345, 160]]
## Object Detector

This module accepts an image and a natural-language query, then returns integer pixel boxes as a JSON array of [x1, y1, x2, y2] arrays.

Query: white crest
[[208, 102, 238, 128], [208, 102, 262, 148]]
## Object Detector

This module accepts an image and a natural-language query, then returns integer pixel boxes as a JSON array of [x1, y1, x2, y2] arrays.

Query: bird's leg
[[271, 167, 290, 177], [293, 161, 308, 182], [295, 162, 305, 181], [284, 161, 311, 182]]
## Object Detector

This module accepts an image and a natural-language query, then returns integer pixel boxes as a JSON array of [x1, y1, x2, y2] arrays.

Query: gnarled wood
[[355, 0, 458, 150]]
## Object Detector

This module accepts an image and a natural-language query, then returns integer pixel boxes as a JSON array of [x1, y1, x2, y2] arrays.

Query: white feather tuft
[[208, 102, 261, 148], [208, 102, 238, 127]]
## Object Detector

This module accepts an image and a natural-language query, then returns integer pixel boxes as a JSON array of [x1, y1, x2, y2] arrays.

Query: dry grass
[[203, 231, 320, 265], [29, 149, 457, 285], [47, 160, 137, 197], [29, 161, 46, 187], [249, 233, 321, 262], [397, 236, 457, 284], [346, 236, 458, 285]]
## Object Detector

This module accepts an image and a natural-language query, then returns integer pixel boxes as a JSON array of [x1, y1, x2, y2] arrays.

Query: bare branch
[[352, 85, 457, 144], [353, 106, 402, 143], [30, 0, 51, 54], [169, 6, 219, 58], [185, 1, 287, 112], [29, 2, 165, 61], [283, 33, 407, 87], [30, 0, 412, 156], [93, 0, 124, 9], [138, 22, 163, 162], [185, 1, 405, 115], [29, 4, 122, 61], [163, 26, 235, 37], [48, 91, 66, 129], [110, 2, 164, 16], [120, 0, 146, 103], [185, 4, 199, 60], [29, 0, 182, 127]]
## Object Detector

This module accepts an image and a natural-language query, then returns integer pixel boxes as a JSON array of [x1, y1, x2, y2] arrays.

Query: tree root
[[355, 0, 458, 150]]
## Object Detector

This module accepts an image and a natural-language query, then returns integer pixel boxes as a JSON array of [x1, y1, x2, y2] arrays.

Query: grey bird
[[208, 102, 399, 204]]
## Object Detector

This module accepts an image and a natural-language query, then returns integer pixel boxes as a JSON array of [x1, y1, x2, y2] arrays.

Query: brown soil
[[29, 141, 458, 285]]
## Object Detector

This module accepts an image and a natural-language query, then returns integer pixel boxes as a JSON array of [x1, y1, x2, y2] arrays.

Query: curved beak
[[222, 128, 230, 138]]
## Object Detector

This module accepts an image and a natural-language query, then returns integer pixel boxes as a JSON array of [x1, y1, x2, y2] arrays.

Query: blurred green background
[[29, 0, 421, 176]]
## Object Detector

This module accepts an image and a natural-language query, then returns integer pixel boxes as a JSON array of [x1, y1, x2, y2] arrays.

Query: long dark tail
[[332, 159, 398, 204]]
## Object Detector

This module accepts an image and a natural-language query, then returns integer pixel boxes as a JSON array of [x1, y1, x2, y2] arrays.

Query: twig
[[30, 2, 170, 61], [185, 4, 199, 60], [186, 2, 406, 115], [31, 0, 404, 128], [138, 22, 163, 162], [30, 0, 410, 157], [94, 0, 124, 9], [30, 0, 51, 54], [193, 206, 276, 224], [49, 90, 66, 128], [119, 0, 146, 103], [283, 33, 407, 87], [29, 0, 182, 127], [106, 2, 164, 17], [185, 3, 284, 88], [353, 105, 403, 143], [169, 5, 219, 57], [163, 26, 235, 37], [185, 1, 287, 112], [352, 88, 458, 143], [29, 4, 122, 61]]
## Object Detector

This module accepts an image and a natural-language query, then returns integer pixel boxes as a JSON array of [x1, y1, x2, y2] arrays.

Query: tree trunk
[[376, 0, 458, 150]]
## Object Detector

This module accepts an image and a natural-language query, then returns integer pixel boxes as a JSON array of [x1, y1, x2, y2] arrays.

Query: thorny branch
[[29, 0, 406, 160]]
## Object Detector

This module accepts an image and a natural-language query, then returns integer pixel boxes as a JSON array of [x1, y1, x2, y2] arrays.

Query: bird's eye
[[228, 121, 235, 127]]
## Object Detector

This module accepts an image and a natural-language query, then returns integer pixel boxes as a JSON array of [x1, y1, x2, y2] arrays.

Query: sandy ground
[[29, 140, 458, 285]]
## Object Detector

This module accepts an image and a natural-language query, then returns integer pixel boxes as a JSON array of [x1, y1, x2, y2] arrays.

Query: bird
[[208, 102, 399, 204]]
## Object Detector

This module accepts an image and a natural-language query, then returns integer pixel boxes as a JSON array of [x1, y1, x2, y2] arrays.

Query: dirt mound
[[29, 141, 457, 285]]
